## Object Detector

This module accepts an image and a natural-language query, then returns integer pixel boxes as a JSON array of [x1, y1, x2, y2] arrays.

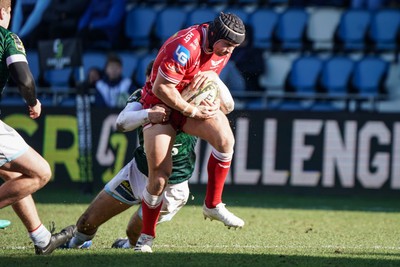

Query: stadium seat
[[186, 7, 217, 27], [368, 9, 400, 52], [155, 7, 187, 45], [219, 61, 246, 93], [320, 56, 354, 96], [26, 50, 40, 82], [260, 53, 293, 95], [125, 6, 157, 49], [335, 9, 371, 52], [82, 52, 107, 78], [134, 52, 158, 87], [248, 9, 279, 49], [311, 55, 354, 111], [222, 8, 249, 25], [307, 8, 342, 51], [352, 56, 389, 96], [117, 52, 139, 80], [287, 55, 323, 96], [275, 8, 309, 51]]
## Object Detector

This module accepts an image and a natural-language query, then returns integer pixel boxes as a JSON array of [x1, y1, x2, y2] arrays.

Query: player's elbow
[[115, 114, 127, 132], [20, 75, 35, 92], [221, 100, 234, 114]]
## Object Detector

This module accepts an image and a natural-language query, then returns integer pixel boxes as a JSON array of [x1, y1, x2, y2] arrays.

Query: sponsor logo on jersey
[[10, 33, 25, 52], [174, 45, 190, 66], [184, 32, 194, 43]]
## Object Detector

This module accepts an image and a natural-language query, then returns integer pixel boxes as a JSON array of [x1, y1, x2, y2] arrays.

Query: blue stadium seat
[[186, 7, 217, 27], [82, 52, 107, 78], [219, 61, 246, 93], [275, 8, 309, 51], [26, 50, 40, 82], [336, 9, 371, 52], [368, 9, 400, 52], [134, 52, 158, 87], [287, 55, 323, 95], [125, 6, 157, 49], [155, 7, 187, 44], [117, 52, 139, 79], [248, 9, 278, 49], [320, 56, 354, 96], [311, 56, 354, 111], [222, 8, 249, 25], [352, 56, 389, 96]]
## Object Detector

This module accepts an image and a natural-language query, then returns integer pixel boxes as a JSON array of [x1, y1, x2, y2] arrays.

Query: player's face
[[1, 6, 11, 28], [213, 39, 240, 57]]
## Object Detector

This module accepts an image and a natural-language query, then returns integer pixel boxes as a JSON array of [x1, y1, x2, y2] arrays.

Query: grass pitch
[[1, 186, 400, 267]]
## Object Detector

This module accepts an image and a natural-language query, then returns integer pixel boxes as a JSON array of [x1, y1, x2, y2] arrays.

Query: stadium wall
[[3, 107, 400, 193]]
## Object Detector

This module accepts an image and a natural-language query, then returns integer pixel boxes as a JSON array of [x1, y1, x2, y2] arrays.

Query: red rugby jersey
[[141, 23, 231, 106]]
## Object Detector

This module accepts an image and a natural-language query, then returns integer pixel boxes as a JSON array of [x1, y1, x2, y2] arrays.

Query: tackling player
[[62, 60, 238, 249], [0, 0, 74, 255], [137, 11, 246, 252]]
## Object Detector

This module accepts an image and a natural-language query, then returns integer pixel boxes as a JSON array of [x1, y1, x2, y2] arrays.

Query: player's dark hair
[[208, 12, 246, 50]]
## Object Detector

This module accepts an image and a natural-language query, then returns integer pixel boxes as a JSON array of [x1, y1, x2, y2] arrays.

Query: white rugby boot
[[134, 233, 154, 253], [203, 203, 245, 229]]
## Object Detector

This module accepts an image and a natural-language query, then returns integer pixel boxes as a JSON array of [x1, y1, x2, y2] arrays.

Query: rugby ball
[[181, 80, 219, 106]]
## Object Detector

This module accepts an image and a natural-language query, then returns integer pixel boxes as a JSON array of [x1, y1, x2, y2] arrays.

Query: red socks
[[205, 152, 231, 208], [141, 200, 162, 237]]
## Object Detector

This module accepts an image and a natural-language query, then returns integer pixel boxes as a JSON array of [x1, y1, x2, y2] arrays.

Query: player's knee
[[36, 162, 52, 188]]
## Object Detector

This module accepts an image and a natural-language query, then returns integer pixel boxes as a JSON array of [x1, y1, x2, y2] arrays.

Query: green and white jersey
[[0, 27, 27, 93], [128, 89, 198, 184]]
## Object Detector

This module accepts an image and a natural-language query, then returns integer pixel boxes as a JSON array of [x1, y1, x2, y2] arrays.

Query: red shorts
[[141, 89, 187, 131], [142, 106, 187, 131]]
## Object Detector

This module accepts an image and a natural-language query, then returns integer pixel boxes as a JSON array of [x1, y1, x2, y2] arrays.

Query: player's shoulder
[[169, 25, 203, 55], [126, 88, 142, 103], [0, 28, 25, 54]]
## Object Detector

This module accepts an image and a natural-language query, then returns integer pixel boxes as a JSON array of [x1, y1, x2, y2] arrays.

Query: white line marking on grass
[[2, 245, 400, 251]]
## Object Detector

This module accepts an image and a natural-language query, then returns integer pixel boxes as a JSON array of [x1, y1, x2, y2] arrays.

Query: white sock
[[142, 188, 163, 208], [29, 224, 51, 248], [68, 231, 94, 248]]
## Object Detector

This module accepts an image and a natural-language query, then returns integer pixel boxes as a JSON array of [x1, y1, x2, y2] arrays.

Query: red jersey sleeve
[[157, 25, 203, 91]]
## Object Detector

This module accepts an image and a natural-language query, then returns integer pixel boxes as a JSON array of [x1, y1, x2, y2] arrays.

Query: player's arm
[[153, 74, 218, 120], [9, 61, 41, 119], [116, 102, 171, 132]]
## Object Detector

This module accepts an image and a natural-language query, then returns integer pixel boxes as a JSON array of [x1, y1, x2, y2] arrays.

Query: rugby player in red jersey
[[137, 12, 246, 252]]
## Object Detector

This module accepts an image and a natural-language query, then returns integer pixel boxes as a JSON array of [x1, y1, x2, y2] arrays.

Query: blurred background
[[3, 0, 400, 194]]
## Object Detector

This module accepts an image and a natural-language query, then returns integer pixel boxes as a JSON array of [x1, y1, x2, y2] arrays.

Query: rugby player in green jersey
[[0, 0, 73, 255], [62, 61, 238, 249]]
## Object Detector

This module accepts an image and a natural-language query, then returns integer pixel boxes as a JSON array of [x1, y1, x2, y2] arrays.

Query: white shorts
[[104, 159, 189, 223], [0, 120, 29, 167]]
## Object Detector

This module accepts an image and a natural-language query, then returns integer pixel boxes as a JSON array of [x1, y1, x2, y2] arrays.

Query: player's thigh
[[143, 123, 175, 172], [1, 147, 51, 180], [77, 190, 131, 227], [183, 111, 234, 150], [0, 121, 50, 177]]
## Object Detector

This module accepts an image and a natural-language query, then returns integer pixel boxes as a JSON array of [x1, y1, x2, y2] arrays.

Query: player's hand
[[148, 104, 171, 123], [192, 100, 219, 120], [189, 71, 217, 91], [28, 99, 41, 119]]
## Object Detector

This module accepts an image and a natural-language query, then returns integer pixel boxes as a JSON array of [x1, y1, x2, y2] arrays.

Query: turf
[[1, 186, 400, 267]]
